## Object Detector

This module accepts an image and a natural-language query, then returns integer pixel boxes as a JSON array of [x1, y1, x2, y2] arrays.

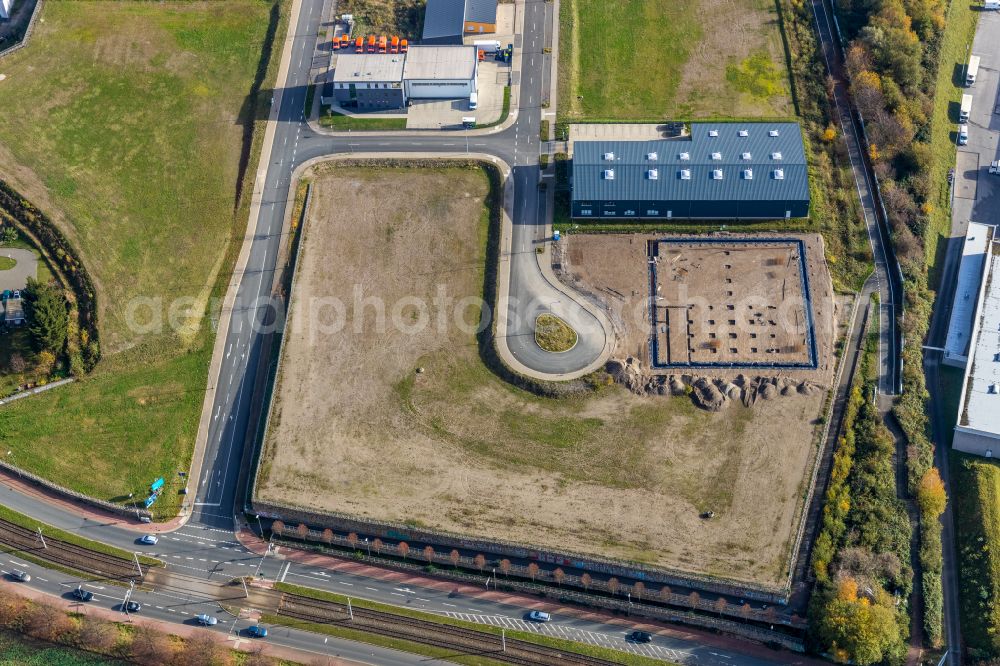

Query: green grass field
[[953, 454, 1000, 658], [0, 1, 282, 517], [558, 0, 792, 121]]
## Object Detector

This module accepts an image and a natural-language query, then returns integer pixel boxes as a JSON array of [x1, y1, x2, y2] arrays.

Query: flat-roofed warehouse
[[422, 0, 498, 44], [403, 46, 477, 99], [571, 123, 810, 220], [953, 229, 1000, 458], [332, 53, 406, 110]]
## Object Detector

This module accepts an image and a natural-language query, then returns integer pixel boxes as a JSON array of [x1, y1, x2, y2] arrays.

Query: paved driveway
[[0, 248, 37, 292]]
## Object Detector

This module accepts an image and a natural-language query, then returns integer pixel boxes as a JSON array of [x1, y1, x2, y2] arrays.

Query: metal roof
[[403, 46, 477, 80], [572, 123, 809, 204], [957, 246, 1000, 437], [465, 0, 497, 24], [422, 0, 466, 40], [945, 222, 992, 366], [332, 53, 405, 83]]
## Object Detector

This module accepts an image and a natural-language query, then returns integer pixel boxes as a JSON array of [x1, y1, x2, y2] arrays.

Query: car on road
[[72, 587, 94, 602], [139, 534, 158, 545], [247, 625, 268, 638], [9, 570, 30, 582], [628, 630, 653, 643], [959, 124, 969, 145], [527, 610, 551, 622], [196, 614, 218, 626], [125, 601, 141, 613]]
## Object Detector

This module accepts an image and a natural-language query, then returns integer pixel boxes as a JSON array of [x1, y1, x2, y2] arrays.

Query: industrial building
[[952, 224, 1000, 458], [0, 0, 11, 20], [944, 223, 992, 368], [331, 53, 406, 110], [422, 0, 497, 44], [331, 47, 476, 110], [571, 123, 810, 220], [402, 46, 477, 99]]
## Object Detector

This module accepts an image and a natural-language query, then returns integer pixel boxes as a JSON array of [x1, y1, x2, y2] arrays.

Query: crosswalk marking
[[440, 612, 692, 663]]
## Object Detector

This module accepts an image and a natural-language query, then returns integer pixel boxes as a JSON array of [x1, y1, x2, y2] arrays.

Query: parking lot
[[953, 10, 1000, 227]]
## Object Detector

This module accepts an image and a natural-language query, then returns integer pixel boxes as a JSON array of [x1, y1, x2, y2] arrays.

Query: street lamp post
[[364, 537, 371, 557], [5, 450, 22, 478]]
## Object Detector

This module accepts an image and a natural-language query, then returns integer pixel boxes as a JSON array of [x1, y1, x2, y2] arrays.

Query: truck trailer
[[968, 55, 981, 86]]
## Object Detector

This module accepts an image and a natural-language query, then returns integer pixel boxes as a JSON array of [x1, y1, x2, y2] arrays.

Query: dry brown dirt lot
[[259, 165, 829, 586]]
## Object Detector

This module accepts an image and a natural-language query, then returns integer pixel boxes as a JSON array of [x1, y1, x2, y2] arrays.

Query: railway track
[[278, 594, 619, 666], [0, 518, 144, 581]]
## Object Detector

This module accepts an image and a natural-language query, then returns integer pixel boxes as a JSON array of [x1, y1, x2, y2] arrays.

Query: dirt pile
[[605, 359, 823, 411]]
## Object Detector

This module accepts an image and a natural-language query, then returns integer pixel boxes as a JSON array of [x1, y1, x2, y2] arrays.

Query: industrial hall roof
[[572, 123, 810, 203]]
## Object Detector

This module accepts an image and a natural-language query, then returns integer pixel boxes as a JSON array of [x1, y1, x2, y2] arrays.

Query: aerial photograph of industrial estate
[[2, 0, 1000, 663]]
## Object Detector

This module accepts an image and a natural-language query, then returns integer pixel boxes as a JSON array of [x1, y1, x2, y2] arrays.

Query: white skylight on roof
[[772, 152, 783, 160], [738, 129, 749, 137], [603, 169, 615, 180], [743, 168, 753, 180], [708, 129, 719, 137], [773, 168, 784, 180], [648, 169, 659, 180], [603, 152, 615, 161], [712, 169, 724, 180], [647, 152, 658, 161], [711, 152, 722, 160], [679, 152, 690, 161], [742, 152, 752, 160], [769, 129, 780, 137], [680, 169, 691, 180]]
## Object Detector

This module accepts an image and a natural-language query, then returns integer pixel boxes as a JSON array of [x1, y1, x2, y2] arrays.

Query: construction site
[[554, 232, 839, 392]]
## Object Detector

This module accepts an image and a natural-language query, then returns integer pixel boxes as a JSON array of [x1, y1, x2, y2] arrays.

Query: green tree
[[0, 226, 16, 245], [814, 577, 901, 665], [24, 278, 68, 354]]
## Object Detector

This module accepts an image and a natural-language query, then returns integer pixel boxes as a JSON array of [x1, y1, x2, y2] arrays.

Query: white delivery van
[[986, 0, 999, 10], [960, 94, 973, 122], [968, 55, 981, 86], [468, 92, 478, 110], [462, 116, 476, 128]]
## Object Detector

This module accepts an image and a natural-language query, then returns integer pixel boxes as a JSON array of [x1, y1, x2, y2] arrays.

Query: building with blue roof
[[571, 123, 810, 220]]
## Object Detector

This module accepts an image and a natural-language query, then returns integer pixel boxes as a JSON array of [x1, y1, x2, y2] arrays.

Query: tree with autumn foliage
[[812, 577, 903, 665], [916, 467, 946, 520]]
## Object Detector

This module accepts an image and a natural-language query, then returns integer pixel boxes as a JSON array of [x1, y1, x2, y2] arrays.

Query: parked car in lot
[[628, 630, 653, 643], [990, 160, 999, 175], [527, 610, 551, 622], [73, 587, 94, 602], [125, 601, 141, 613], [247, 625, 268, 638], [139, 534, 158, 545], [9, 570, 30, 582], [959, 124, 969, 145], [196, 614, 218, 626]]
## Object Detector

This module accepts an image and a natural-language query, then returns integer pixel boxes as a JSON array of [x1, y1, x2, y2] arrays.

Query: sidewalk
[[0, 469, 185, 534]]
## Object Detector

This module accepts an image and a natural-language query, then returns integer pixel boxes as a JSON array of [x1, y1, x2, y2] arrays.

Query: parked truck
[[390, 35, 400, 53], [400, 38, 409, 53], [473, 39, 501, 53], [968, 55, 981, 86], [366, 35, 376, 52], [960, 93, 973, 122], [355, 36, 364, 51], [378, 35, 387, 53]]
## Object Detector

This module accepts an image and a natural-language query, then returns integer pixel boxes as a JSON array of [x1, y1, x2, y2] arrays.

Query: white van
[[986, 0, 999, 10], [968, 55, 981, 86], [960, 94, 973, 122], [468, 92, 478, 111], [959, 124, 969, 145]]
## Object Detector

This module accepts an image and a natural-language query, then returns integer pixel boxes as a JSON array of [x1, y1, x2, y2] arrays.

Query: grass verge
[[272, 583, 672, 666], [319, 109, 407, 130], [534, 313, 577, 352], [477, 86, 511, 129], [0, 504, 161, 567]]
